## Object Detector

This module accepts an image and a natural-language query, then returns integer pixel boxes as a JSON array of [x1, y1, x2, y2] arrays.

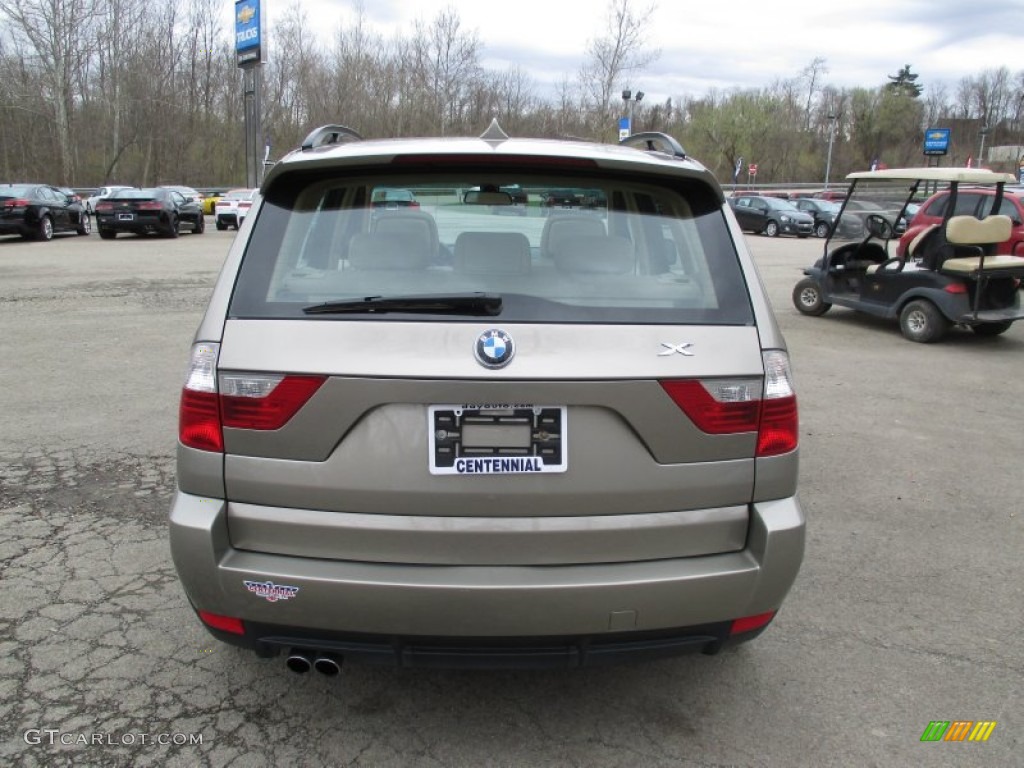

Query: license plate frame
[[117, 213, 134, 221], [428, 404, 567, 475]]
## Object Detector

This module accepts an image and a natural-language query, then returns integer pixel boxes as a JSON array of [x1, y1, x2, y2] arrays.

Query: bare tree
[[409, 7, 482, 135], [799, 57, 828, 132], [578, 0, 659, 136], [0, 0, 101, 182]]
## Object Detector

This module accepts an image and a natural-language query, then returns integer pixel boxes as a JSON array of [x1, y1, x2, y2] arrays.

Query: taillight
[[3, 198, 29, 208], [219, 373, 326, 430], [178, 345, 326, 450], [659, 350, 798, 457], [95, 202, 113, 212], [943, 282, 968, 294], [179, 343, 222, 451], [659, 379, 761, 433], [136, 201, 162, 210], [757, 351, 798, 457]]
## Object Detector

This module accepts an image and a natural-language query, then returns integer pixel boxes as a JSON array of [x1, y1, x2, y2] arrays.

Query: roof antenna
[[480, 118, 509, 144]]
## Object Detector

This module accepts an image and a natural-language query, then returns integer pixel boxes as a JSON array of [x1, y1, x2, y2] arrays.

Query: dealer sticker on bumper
[[428, 404, 567, 475]]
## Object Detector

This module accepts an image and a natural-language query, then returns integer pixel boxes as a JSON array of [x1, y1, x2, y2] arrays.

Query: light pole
[[824, 113, 837, 189], [621, 89, 644, 136], [977, 125, 989, 167]]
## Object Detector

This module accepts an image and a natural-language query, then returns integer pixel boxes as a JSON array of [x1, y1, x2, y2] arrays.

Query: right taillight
[[757, 350, 798, 457], [659, 350, 798, 457]]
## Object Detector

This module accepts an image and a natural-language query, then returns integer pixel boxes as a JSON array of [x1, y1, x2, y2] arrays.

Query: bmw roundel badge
[[474, 329, 515, 368]]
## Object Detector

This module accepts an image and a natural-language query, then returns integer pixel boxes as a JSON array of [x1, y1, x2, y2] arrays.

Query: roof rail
[[300, 124, 364, 151], [619, 132, 686, 159]]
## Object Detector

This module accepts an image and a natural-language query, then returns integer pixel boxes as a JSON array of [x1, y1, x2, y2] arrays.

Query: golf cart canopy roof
[[846, 168, 1017, 184]]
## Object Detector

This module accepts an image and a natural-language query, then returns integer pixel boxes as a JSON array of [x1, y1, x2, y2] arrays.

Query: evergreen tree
[[887, 65, 924, 97]]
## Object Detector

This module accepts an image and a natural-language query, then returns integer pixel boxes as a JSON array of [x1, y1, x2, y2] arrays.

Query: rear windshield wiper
[[302, 292, 502, 316]]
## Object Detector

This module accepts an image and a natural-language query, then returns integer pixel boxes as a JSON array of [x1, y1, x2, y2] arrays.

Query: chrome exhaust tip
[[313, 653, 343, 676], [285, 650, 313, 674]]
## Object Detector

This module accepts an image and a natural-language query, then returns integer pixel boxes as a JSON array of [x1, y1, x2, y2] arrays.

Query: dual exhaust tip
[[286, 649, 342, 676]]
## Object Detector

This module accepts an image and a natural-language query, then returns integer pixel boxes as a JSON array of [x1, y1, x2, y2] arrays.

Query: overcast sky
[[235, 0, 1024, 102]]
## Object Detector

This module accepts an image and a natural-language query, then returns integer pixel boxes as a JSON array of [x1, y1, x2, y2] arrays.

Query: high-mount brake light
[[391, 154, 598, 169], [659, 350, 798, 457], [219, 374, 326, 431]]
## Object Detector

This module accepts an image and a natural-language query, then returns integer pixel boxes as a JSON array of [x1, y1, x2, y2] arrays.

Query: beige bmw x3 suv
[[170, 123, 805, 673]]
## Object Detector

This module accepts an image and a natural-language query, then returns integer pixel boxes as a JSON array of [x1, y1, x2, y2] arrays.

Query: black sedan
[[0, 183, 91, 241], [94, 187, 205, 239], [729, 195, 814, 237]]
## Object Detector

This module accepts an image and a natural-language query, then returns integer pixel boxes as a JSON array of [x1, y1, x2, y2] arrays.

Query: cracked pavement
[[1, 231, 1021, 767]]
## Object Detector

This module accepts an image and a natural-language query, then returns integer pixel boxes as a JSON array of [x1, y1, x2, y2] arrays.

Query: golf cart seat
[[915, 215, 1007, 271], [938, 215, 1024, 273], [867, 224, 940, 274], [829, 241, 887, 272]]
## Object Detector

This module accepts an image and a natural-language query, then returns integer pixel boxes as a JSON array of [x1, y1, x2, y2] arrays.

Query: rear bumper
[[169, 491, 805, 664]]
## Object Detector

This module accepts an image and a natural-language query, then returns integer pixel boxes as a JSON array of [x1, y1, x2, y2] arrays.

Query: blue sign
[[618, 117, 631, 140], [235, 0, 262, 65], [923, 128, 950, 156]]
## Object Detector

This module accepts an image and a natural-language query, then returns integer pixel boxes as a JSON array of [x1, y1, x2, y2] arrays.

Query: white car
[[85, 185, 133, 214], [214, 188, 257, 230]]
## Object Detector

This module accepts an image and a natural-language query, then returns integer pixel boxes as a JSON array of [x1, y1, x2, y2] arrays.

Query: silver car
[[170, 124, 805, 673]]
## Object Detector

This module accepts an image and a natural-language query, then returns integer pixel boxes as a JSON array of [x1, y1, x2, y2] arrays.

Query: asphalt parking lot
[[1, 224, 1021, 767]]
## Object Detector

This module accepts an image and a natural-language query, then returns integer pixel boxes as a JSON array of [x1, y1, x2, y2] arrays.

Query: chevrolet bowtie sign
[[235, 0, 263, 67]]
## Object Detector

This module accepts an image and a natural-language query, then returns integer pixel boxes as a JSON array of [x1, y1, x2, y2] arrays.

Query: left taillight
[[178, 343, 327, 452], [659, 350, 798, 458], [179, 342, 223, 452], [219, 373, 326, 430]]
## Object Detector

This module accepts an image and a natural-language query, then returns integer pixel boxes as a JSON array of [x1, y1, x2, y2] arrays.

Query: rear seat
[[940, 214, 1023, 273], [555, 235, 635, 274], [454, 232, 531, 274], [348, 232, 430, 270]]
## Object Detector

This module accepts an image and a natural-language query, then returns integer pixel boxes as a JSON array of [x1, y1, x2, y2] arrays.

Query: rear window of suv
[[228, 171, 754, 325]]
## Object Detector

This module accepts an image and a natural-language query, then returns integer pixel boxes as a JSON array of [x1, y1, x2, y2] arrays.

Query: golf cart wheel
[[763, 220, 779, 237], [899, 299, 948, 343], [792, 278, 832, 316], [971, 321, 1013, 337]]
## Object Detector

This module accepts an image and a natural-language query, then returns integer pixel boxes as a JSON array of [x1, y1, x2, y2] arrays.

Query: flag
[[870, 158, 879, 171], [732, 156, 743, 184]]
